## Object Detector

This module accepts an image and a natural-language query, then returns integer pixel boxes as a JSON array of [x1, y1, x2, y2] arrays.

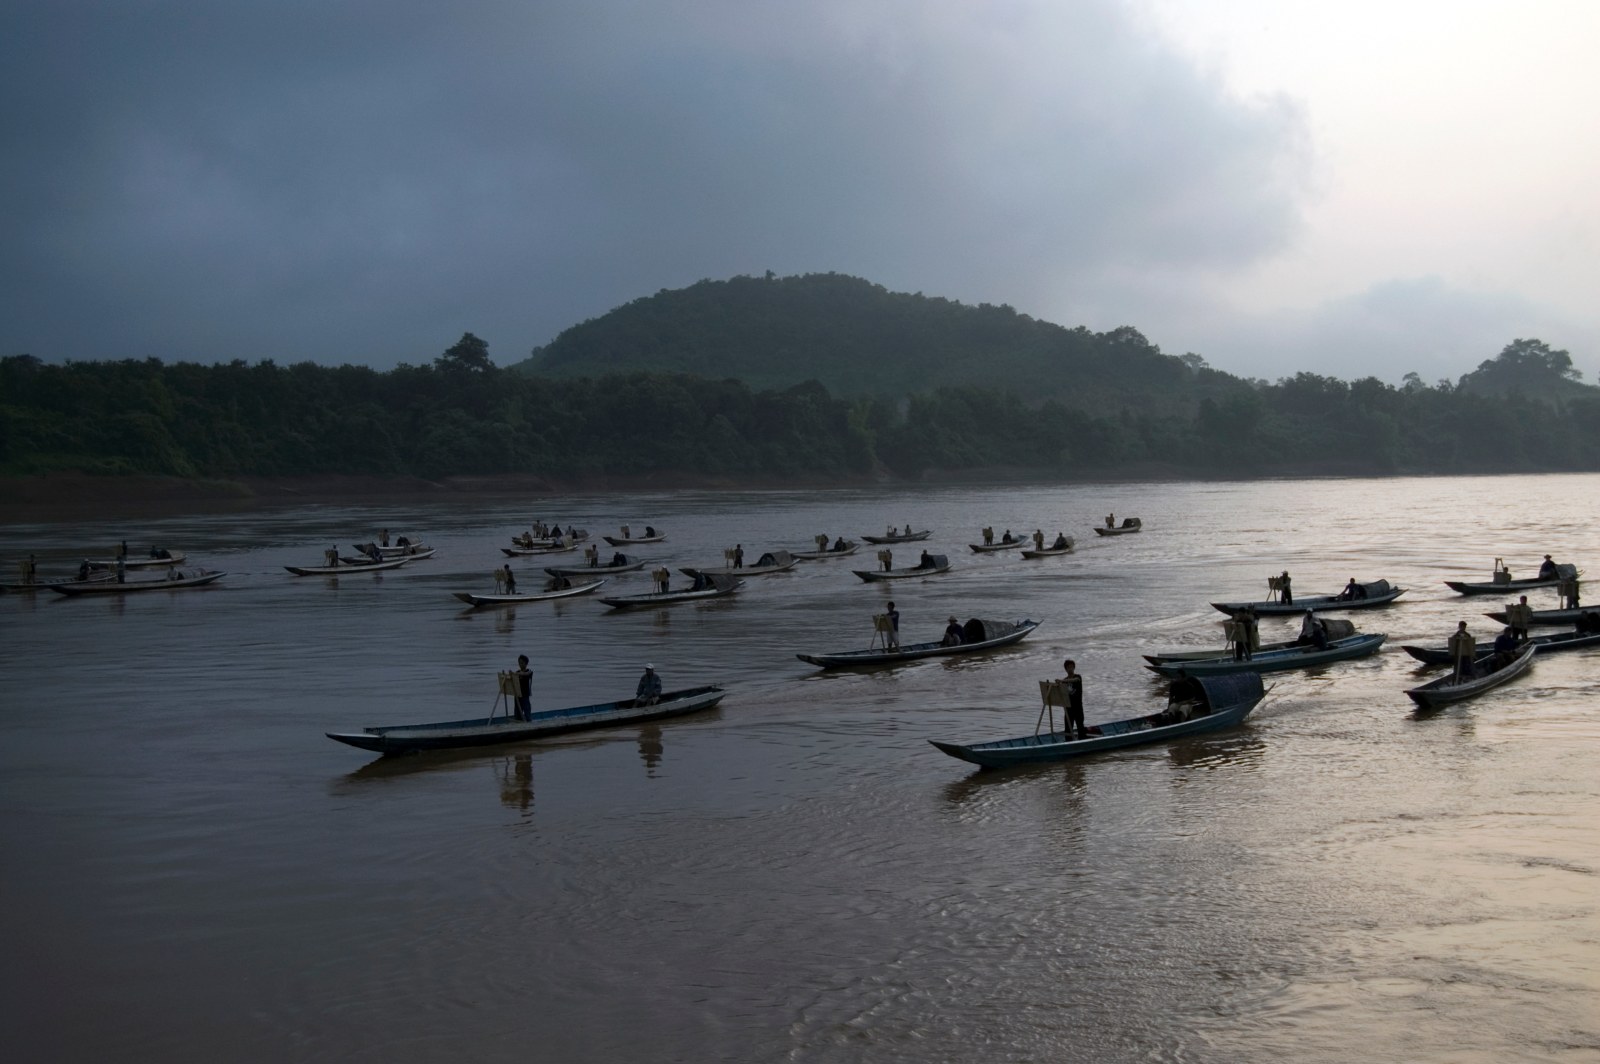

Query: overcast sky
[[4, 0, 1596, 383]]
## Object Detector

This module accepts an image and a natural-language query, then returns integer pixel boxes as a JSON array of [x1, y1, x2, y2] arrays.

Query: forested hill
[[516, 272, 1251, 415]]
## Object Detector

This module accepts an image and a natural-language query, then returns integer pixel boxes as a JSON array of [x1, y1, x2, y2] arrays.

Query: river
[[1, 474, 1596, 1063]]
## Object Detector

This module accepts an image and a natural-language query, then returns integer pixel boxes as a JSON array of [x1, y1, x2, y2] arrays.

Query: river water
[[1, 475, 1597, 1063]]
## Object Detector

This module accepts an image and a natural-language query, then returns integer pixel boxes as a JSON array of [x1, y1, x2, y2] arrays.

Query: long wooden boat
[[543, 557, 647, 578], [681, 550, 797, 578], [48, 569, 227, 595], [86, 550, 187, 570], [2, 571, 116, 593], [1210, 581, 1406, 615], [1484, 607, 1595, 627], [602, 533, 666, 546], [862, 530, 932, 544], [1146, 633, 1386, 677], [452, 578, 607, 607], [1401, 628, 1600, 665], [326, 685, 727, 755], [286, 557, 411, 576], [1444, 562, 1578, 595], [798, 618, 1039, 668], [1406, 642, 1536, 709], [600, 575, 743, 609], [1144, 637, 1303, 665], [1093, 518, 1143, 536], [354, 543, 434, 560], [853, 556, 952, 582], [342, 548, 435, 564], [929, 673, 1265, 768], [969, 539, 1026, 553], [502, 543, 577, 557], [792, 541, 859, 560]]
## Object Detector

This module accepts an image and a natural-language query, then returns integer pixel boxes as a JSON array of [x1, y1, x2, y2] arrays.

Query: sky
[[3, 0, 1597, 384]]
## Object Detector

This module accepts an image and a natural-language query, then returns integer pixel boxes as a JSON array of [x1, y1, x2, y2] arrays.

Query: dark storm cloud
[[1, 0, 1309, 367]]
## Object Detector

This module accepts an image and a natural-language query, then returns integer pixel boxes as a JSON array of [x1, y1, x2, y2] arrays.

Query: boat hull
[[452, 579, 607, 606], [1148, 633, 1386, 676], [1445, 577, 1564, 595], [48, 570, 226, 595], [792, 543, 859, 560], [1483, 607, 1595, 627], [862, 531, 932, 544], [543, 561, 647, 578], [602, 535, 665, 546], [798, 620, 1039, 668], [326, 686, 726, 754], [930, 674, 1264, 768], [286, 558, 410, 576], [969, 541, 1025, 553], [1407, 643, 1536, 708], [853, 564, 951, 582], [600, 582, 743, 608], [1209, 588, 1407, 615]]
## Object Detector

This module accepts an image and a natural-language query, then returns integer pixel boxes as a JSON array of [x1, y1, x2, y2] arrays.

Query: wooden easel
[[871, 613, 895, 650], [494, 671, 518, 722], [1267, 575, 1287, 602], [1037, 680, 1069, 735]]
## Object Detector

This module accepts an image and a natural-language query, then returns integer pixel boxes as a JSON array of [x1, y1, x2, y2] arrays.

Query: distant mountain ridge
[[515, 272, 1251, 415]]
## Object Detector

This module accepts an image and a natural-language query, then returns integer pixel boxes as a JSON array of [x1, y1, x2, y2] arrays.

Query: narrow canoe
[[543, 558, 647, 578], [1445, 563, 1579, 595], [286, 557, 411, 576], [681, 550, 798, 578], [86, 551, 188, 569], [969, 540, 1026, 553], [1401, 628, 1600, 665], [1020, 539, 1076, 558], [798, 619, 1039, 668], [1406, 642, 1536, 709], [1483, 607, 1596, 627], [353, 544, 434, 560], [342, 548, 435, 564], [862, 530, 932, 544], [326, 685, 727, 754], [2, 571, 116, 593], [1093, 519, 1143, 536], [1145, 633, 1386, 676], [48, 570, 227, 595], [502, 543, 578, 557], [792, 542, 859, 560], [452, 579, 607, 607], [602, 534, 666, 546], [853, 562, 952, 582], [929, 673, 1265, 768], [1210, 586, 1407, 615], [600, 577, 743, 609]]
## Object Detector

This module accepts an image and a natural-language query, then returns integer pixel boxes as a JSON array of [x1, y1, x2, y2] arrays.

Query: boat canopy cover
[[1359, 579, 1392, 596], [1194, 672, 1265, 709], [961, 618, 1019, 642], [755, 550, 793, 567]]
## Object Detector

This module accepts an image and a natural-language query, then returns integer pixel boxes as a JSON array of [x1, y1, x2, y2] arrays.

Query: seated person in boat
[[832, 537, 848, 551], [544, 575, 571, 592], [1051, 533, 1069, 549], [942, 617, 964, 647], [1001, 530, 1014, 544], [636, 664, 662, 706], [149, 546, 172, 559], [1538, 554, 1559, 579], [611, 552, 628, 566], [1296, 610, 1328, 649], [1337, 577, 1366, 601], [362, 543, 383, 562], [1485, 627, 1521, 671], [1576, 611, 1600, 634], [645, 526, 657, 537], [918, 550, 935, 569], [1160, 677, 1206, 724]]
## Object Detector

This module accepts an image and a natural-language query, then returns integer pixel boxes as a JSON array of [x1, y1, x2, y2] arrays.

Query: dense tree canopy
[[4, 333, 1599, 483]]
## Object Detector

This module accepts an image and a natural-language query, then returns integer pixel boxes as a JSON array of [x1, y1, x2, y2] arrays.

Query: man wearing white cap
[[636, 663, 662, 706]]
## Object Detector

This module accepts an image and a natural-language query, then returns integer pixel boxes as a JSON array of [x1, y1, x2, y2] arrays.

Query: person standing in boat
[[1508, 595, 1531, 643], [1448, 621, 1476, 682], [1105, 514, 1115, 529], [732, 544, 744, 569], [879, 548, 893, 572], [1032, 529, 1044, 550], [885, 601, 900, 648], [1060, 659, 1086, 740], [501, 564, 517, 595], [1279, 570, 1293, 606], [636, 664, 662, 706], [512, 655, 533, 721], [115, 554, 126, 584]]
